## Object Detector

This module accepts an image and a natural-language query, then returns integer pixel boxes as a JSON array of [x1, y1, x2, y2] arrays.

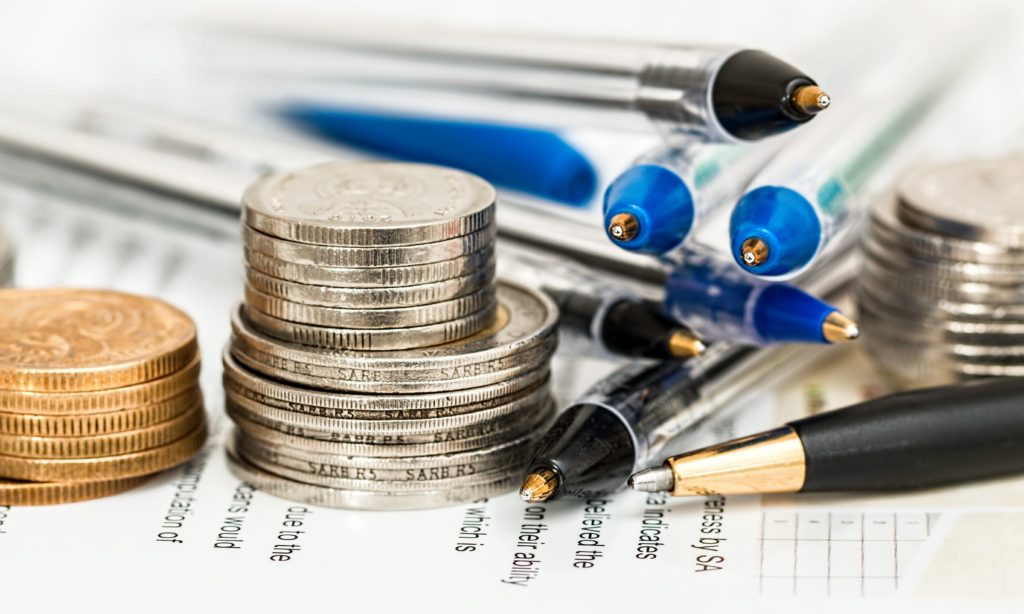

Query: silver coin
[[237, 428, 537, 471], [246, 266, 495, 309], [951, 343, 1024, 360], [856, 301, 956, 355], [245, 247, 495, 289], [861, 258, 1024, 304], [221, 348, 551, 418], [857, 284, 1024, 341], [243, 224, 496, 268], [858, 336, 956, 388], [957, 362, 1024, 377], [858, 271, 1024, 321], [226, 443, 519, 511], [242, 162, 496, 247], [944, 319, 1024, 340], [245, 302, 497, 351], [244, 283, 496, 328], [234, 282, 557, 370], [869, 195, 1024, 266], [227, 401, 545, 447], [238, 445, 528, 493], [235, 429, 535, 484], [229, 339, 556, 393], [898, 156, 1024, 248], [856, 294, 945, 346], [241, 454, 525, 495], [856, 279, 1018, 331], [224, 389, 551, 442], [863, 233, 1024, 285], [229, 403, 554, 457], [858, 297, 1024, 366]]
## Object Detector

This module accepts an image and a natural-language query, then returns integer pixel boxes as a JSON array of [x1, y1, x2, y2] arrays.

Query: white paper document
[[0, 177, 1022, 613]]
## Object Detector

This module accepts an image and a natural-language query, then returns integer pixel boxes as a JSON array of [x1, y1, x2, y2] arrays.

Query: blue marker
[[603, 144, 777, 255], [663, 249, 858, 345], [281, 103, 597, 206]]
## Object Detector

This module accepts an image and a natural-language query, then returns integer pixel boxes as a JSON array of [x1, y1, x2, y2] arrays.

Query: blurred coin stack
[[0, 229, 13, 287], [0, 289, 207, 505], [858, 155, 1024, 386], [226, 162, 558, 510]]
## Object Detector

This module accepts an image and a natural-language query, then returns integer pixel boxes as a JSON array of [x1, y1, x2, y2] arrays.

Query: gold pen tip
[[822, 311, 860, 343], [740, 237, 769, 267], [668, 330, 707, 358], [608, 213, 640, 242], [792, 85, 831, 115], [519, 467, 559, 502]]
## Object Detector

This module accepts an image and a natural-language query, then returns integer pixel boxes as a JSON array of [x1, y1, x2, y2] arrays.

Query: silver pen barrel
[[205, 21, 763, 141]]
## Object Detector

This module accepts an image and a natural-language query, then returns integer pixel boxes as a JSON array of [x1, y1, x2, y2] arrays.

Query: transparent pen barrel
[[739, 23, 981, 269], [663, 250, 763, 343], [202, 28, 734, 139], [636, 142, 779, 229]]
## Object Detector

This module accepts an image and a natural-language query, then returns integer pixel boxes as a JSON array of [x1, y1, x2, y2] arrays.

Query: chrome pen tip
[[822, 311, 860, 343], [628, 466, 675, 493], [741, 237, 769, 266], [519, 467, 559, 502], [608, 213, 640, 242]]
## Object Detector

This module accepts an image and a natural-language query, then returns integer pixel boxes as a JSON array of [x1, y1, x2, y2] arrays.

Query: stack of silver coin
[[224, 162, 558, 510], [0, 229, 13, 287], [857, 155, 1024, 386]]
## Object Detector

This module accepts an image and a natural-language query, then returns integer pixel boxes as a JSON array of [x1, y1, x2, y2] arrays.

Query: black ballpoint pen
[[518, 252, 857, 503], [629, 377, 1024, 496], [518, 342, 830, 502], [213, 21, 829, 143], [499, 248, 705, 360], [546, 287, 706, 360]]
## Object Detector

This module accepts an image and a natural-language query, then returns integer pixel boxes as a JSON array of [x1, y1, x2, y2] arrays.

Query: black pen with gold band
[[629, 377, 1024, 496]]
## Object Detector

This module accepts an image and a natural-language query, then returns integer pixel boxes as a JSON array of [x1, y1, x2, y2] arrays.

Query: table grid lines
[[757, 511, 935, 597]]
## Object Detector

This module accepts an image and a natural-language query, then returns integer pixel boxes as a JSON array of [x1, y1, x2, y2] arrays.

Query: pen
[[663, 248, 858, 345], [498, 248, 705, 359], [215, 22, 829, 143], [629, 377, 1024, 496], [728, 33, 975, 279], [546, 287, 705, 360], [597, 16, 890, 257], [603, 144, 776, 255], [518, 252, 857, 502], [281, 104, 597, 206]]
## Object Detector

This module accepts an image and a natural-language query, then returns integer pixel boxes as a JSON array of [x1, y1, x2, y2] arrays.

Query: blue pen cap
[[282, 104, 598, 206], [729, 185, 821, 277], [602, 164, 694, 255], [753, 284, 836, 343]]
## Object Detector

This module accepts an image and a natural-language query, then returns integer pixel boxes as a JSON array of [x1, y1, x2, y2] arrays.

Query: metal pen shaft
[[207, 18, 828, 142]]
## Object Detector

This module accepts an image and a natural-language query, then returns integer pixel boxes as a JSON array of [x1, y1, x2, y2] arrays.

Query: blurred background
[[0, 0, 1020, 232], [0, 1, 1021, 260]]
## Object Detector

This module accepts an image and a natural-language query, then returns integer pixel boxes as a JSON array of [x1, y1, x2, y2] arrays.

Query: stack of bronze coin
[[225, 162, 558, 510], [0, 289, 207, 506], [858, 155, 1024, 386]]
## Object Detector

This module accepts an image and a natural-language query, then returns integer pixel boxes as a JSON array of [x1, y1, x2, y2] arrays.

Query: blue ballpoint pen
[[602, 143, 780, 255], [728, 32, 976, 279], [663, 248, 858, 345], [280, 103, 598, 206]]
